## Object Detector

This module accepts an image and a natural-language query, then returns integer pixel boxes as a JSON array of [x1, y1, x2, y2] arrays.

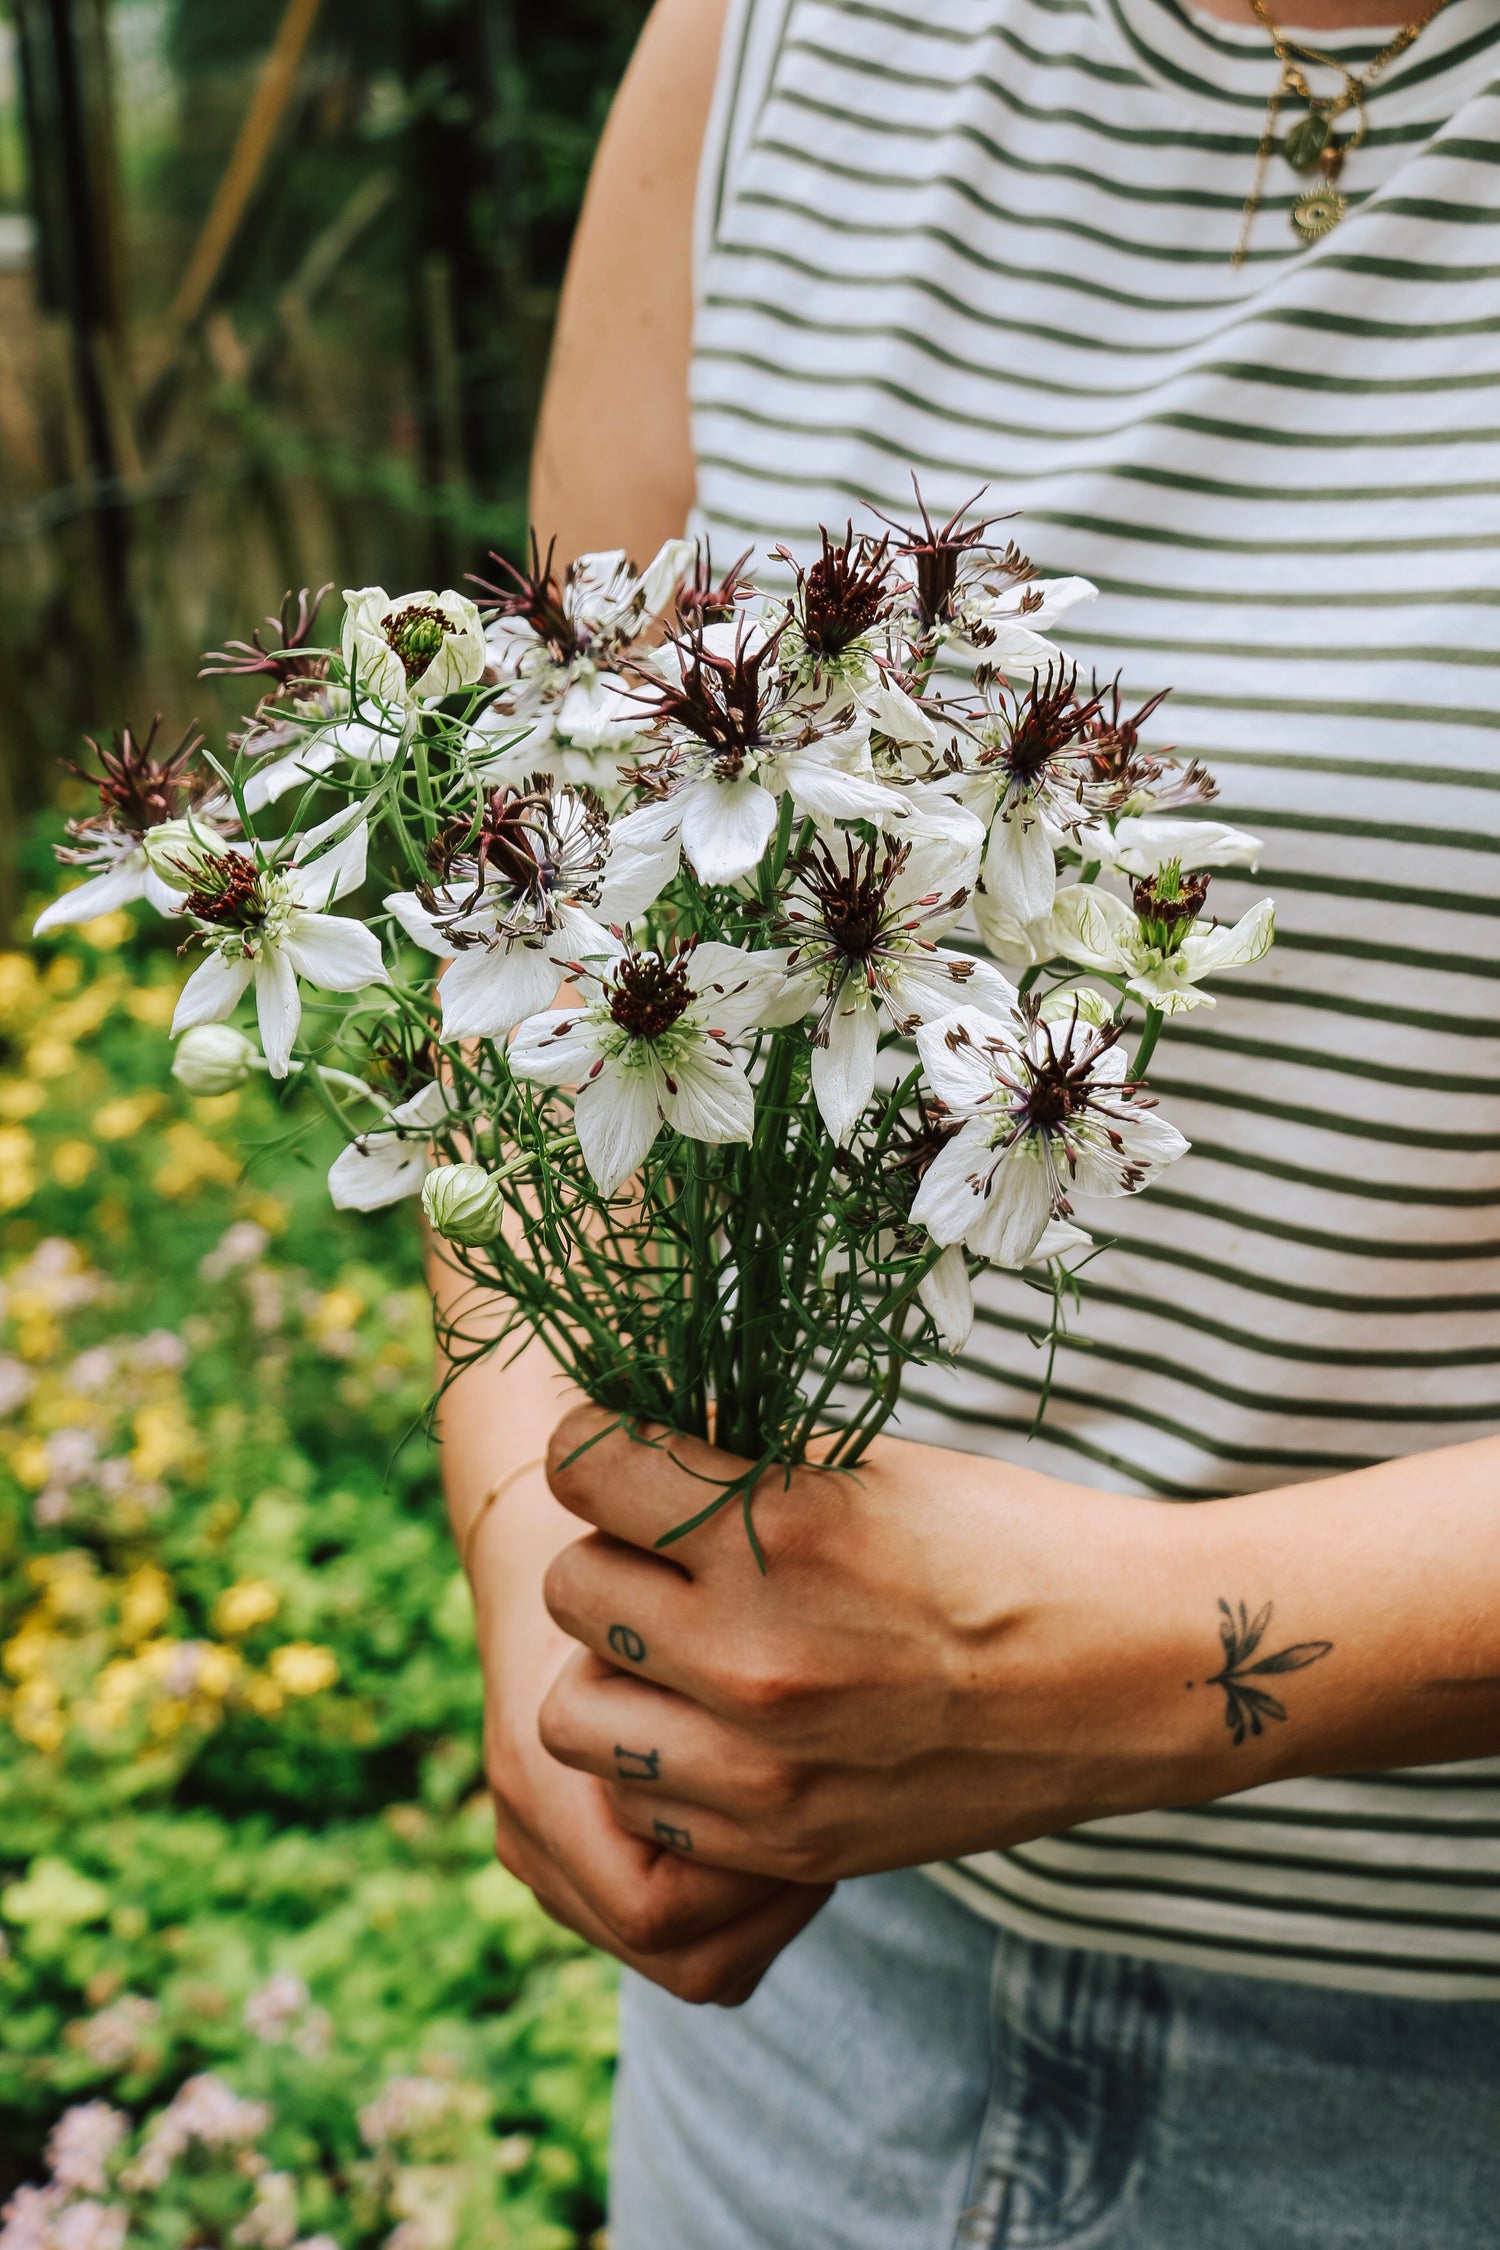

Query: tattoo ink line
[[653, 1820, 693, 1851], [614, 1744, 661, 1782], [1204, 1598, 1332, 1747], [608, 1624, 647, 1664]]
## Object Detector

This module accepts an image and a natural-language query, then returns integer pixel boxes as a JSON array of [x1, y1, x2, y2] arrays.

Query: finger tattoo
[[614, 1744, 660, 1782], [608, 1623, 647, 1663], [653, 1819, 693, 1851]]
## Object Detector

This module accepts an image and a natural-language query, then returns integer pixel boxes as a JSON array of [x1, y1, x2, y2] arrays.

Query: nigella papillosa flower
[[883, 487, 1096, 672], [327, 1080, 450, 1211], [769, 827, 1017, 1143], [509, 938, 790, 1195], [470, 535, 696, 785], [384, 776, 662, 1040], [910, 1001, 1189, 1268], [34, 719, 222, 935], [610, 620, 905, 887], [342, 585, 487, 709], [170, 817, 385, 1077], [774, 525, 895, 700], [1050, 862, 1275, 1013]]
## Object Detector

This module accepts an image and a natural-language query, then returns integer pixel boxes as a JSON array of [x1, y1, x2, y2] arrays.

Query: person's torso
[[691, 0, 1500, 1996]]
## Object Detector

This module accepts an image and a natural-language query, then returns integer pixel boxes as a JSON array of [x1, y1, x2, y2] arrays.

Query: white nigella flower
[[34, 721, 218, 934], [509, 939, 789, 1196], [171, 817, 385, 1078], [938, 667, 1132, 940], [342, 586, 487, 709], [473, 537, 695, 788], [885, 492, 1095, 673], [771, 829, 1018, 1144], [909, 1002, 1189, 1268], [327, 1080, 450, 1211], [609, 622, 905, 888], [1050, 867, 1275, 1014], [384, 778, 662, 1041], [774, 527, 896, 704]]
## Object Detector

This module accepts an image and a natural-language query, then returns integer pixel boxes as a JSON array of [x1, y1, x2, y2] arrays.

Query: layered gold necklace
[[1232, 0, 1449, 264]]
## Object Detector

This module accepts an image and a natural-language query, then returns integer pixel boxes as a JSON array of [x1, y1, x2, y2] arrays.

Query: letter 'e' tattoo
[[608, 1623, 647, 1664], [1202, 1599, 1332, 1747]]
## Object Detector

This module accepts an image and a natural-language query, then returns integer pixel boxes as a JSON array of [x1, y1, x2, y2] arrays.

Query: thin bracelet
[[459, 1454, 546, 1577]]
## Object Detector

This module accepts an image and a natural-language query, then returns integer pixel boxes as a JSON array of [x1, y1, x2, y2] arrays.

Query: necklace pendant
[[1282, 108, 1331, 171], [1291, 183, 1348, 240]]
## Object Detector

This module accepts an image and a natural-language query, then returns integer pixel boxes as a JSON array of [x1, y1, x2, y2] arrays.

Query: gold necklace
[[1231, 0, 1450, 265]]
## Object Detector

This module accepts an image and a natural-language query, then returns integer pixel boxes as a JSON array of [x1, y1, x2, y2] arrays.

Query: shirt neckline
[[1090, 0, 1500, 124]]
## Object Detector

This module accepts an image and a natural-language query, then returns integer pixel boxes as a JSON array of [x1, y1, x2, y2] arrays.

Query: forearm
[[1163, 1434, 1500, 1791]]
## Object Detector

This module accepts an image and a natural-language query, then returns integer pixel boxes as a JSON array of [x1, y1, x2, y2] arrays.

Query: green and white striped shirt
[[691, 0, 1500, 1996]]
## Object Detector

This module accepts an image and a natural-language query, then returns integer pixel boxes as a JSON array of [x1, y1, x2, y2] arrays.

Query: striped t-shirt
[[690, 0, 1500, 1997]]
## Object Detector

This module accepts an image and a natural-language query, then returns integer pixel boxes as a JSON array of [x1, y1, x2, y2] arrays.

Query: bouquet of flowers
[[39, 496, 1273, 1544]]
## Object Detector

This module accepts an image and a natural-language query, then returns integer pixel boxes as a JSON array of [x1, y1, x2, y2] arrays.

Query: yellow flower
[[308, 1286, 364, 1341], [4, 1623, 58, 1681], [130, 1400, 196, 1483], [93, 1090, 165, 1141], [11, 1677, 64, 1753], [125, 982, 181, 1028], [9, 1436, 50, 1490], [154, 1120, 240, 1198], [192, 1093, 239, 1126], [119, 1567, 173, 1644], [51, 1140, 98, 1188], [0, 1082, 44, 1122], [0, 1125, 36, 1212], [78, 911, 131, 952], [0, 953, 40, 1028], [242, 1675, 285, 1718], [25, 1041, 76, 1081], [213, 1580, 280, 1637], [268, 1642, 339, 1697]]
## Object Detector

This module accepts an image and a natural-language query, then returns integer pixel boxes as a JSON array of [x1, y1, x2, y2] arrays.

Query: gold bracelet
[[459, 1454, 546, 1577]]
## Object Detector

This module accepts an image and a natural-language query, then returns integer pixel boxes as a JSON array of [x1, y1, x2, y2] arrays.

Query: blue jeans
[[609, 1871, 1500, 2248]]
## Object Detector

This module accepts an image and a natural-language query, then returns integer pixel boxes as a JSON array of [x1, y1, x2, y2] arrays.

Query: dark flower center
[[787, 528, 891, 660], [70, 718, 205, 838], [182, 853, 264, 929], [1132, 861, 1210, 951], [382, 605, 451, 683], [791, 834, 910, 964], [609, 952, 695, 1041]]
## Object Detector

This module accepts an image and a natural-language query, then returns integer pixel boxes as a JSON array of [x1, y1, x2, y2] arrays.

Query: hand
[[538, 1410, 1232, 1884], [467, 1463, 833, 2004]]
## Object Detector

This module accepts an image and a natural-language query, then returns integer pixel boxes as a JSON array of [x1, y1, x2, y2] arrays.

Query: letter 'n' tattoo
[[1202, 1599, 1332, 1747], [615, 1744, 660, 1782], [653, 1820, 693, 1851]]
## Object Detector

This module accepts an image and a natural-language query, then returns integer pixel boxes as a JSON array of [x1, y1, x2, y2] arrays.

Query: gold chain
[[1232, 0, 1450, 266]]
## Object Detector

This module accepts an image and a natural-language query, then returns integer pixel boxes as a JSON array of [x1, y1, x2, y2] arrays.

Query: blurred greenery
[[0, 884, 616, 2243]]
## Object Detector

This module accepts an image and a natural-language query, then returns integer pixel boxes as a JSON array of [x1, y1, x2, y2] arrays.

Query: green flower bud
[[140, 816, 224, 890], [421, 1162, 502, 1245], [172, 1023, 260, 1094]]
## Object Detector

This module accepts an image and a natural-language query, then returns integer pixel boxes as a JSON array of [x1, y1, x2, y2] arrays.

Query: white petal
[[239, 734, 344, 813], [254, 947, 302, 1078], [812, 986, 879, 1144], [983, 800, 1057, 925], [680, 778, 778, 884], [507, 1009, 603, 1087], [659, 1045, 755, 1147], [328, 1135, 431, 1211], [574, 1061, 663, 1195], [909, 1120, 996, 1245], [1026, 1216, 1093, 1265], [438, 942, 565, 1039], [1049, 882, 1137, 972], [885, 949, 1018, 1032], [384, 892, 450, 954], [172, 950, 253, 1034], [638, 536, 697, 617], [1106, 815, 1263, 877], [782, 753, 904, 826], [914, 1007, 1017, 1114], [965, 1142, 1054, 1267], [279, 911, 386, 993], [34, 860, 145, 933], [918, 1244, 974, 1354], [1181, 897, 1276, 979], [608, 795, 683, 853], [597, 839, 675, 925], [1073, 1107, 1190, 1198], [291, 817, 368, 908], [387, 1080, 452, 1131], [688, 942, 789, 1037]]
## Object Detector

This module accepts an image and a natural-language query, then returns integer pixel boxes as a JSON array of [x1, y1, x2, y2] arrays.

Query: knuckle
[[741, 1757, 804, 1816], [540, 1544, 582, 1628], [610, 1899, 680, 1956], [661, 1959, 740, 2008]]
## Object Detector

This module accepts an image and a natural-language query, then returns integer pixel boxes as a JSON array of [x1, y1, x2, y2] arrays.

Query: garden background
[[0, 3, 651, 2240]]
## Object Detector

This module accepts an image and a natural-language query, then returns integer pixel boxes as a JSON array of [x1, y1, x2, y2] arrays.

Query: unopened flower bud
[[140, 816, 222, 890], [172, 1023, 260, 1093], [421, 1162, 502, 1245]]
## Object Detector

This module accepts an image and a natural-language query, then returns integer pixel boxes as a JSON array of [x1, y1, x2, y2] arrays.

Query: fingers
[[546, 1404, 759, 1568], [543, 1531, 713, 1698], [604, 1779, 795, 1879], [539, 1646, 785, 1818]]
